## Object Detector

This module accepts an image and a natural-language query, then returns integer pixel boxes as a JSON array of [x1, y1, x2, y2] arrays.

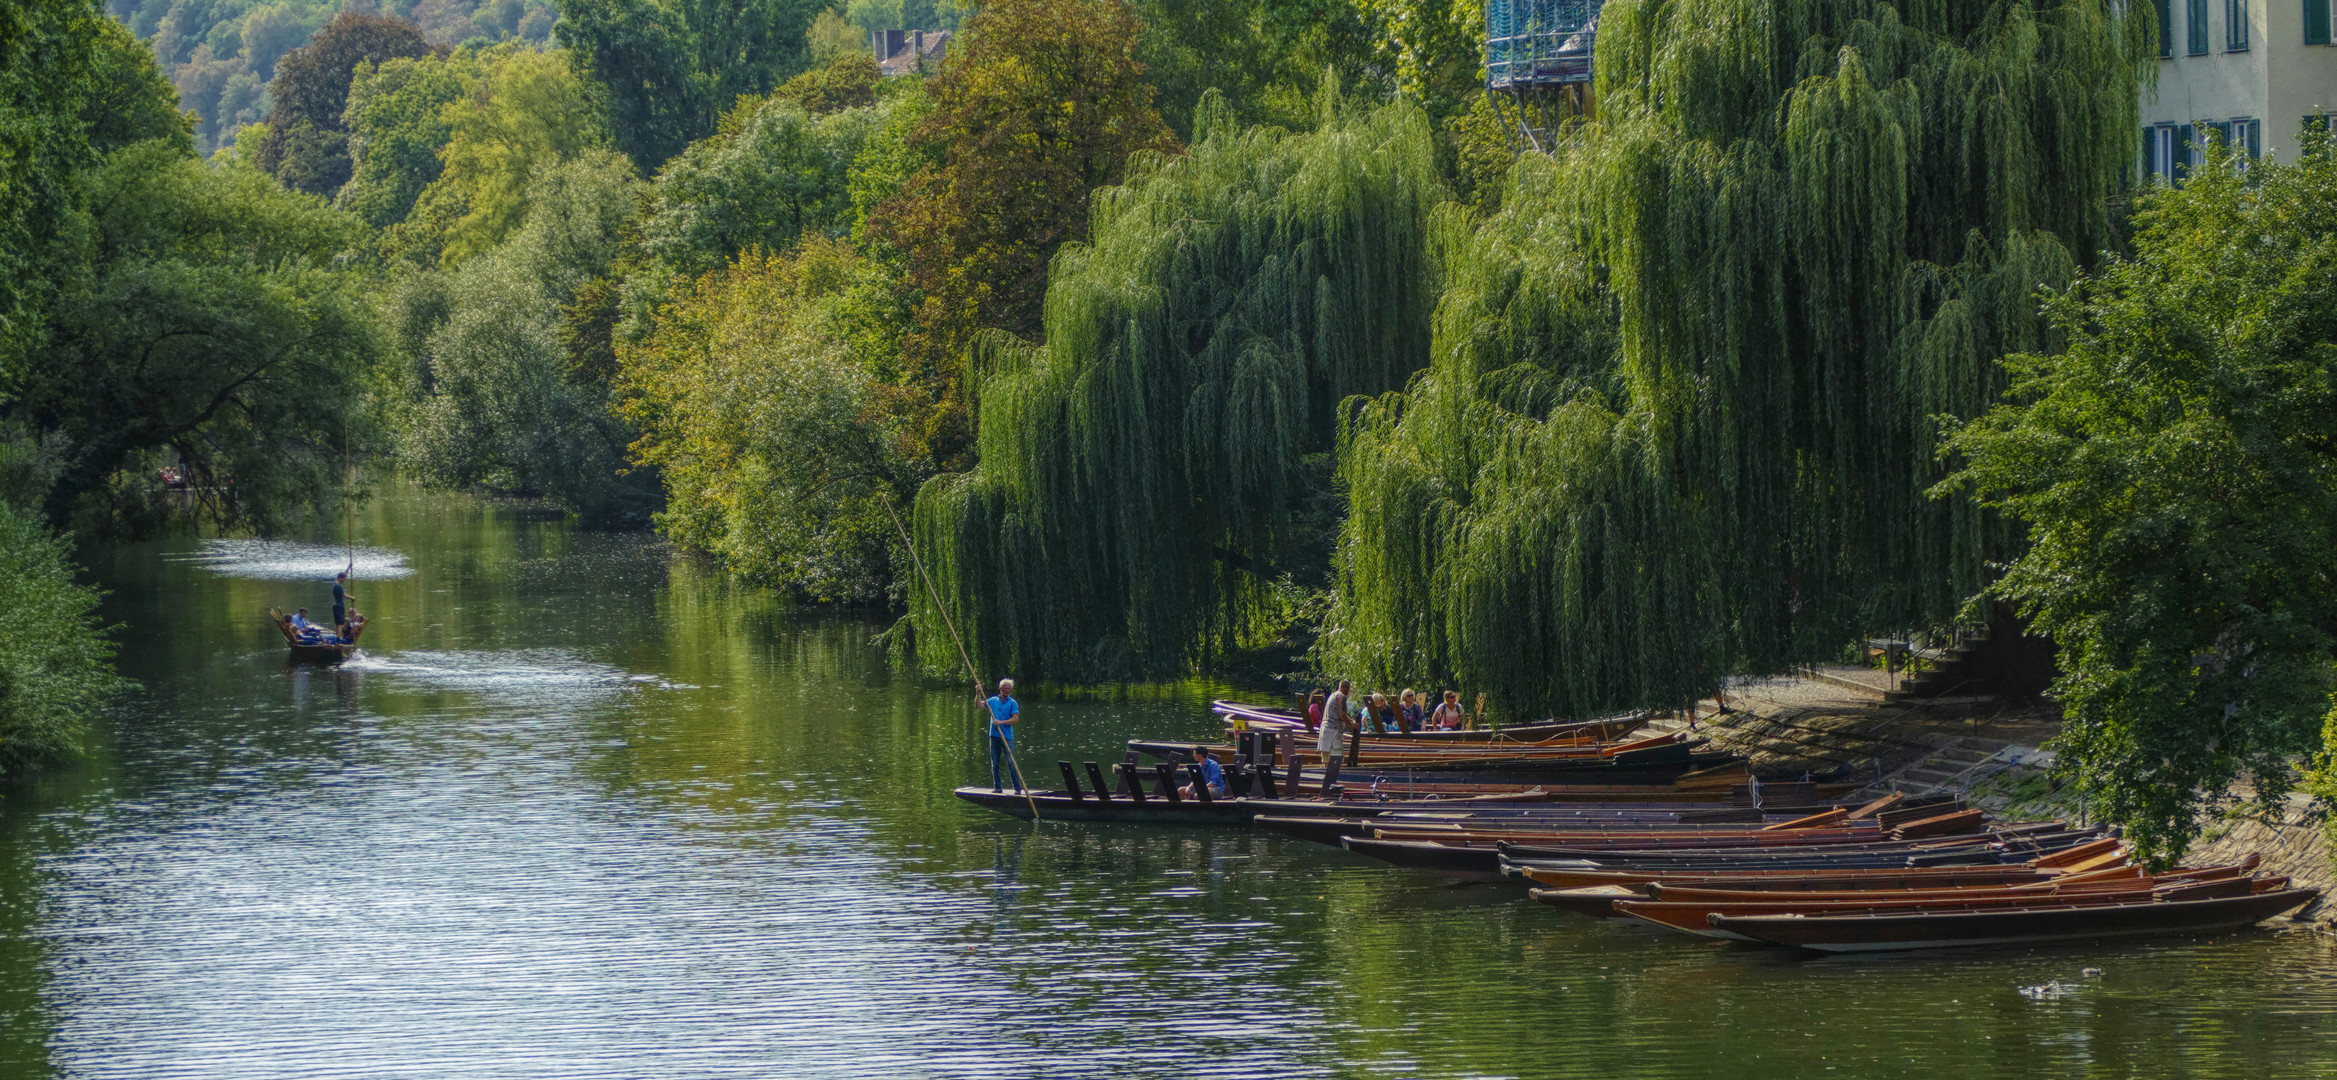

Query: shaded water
[[3, 489, 2335, 1079]]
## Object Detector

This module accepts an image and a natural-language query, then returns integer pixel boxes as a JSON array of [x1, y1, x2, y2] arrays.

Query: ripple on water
[[340, 649, 692, 708], [171, 539, 416, 580]]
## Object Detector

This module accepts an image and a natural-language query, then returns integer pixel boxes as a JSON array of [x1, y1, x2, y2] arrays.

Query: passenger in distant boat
[[290, 609, 325, 644], [1305, 689, 1325, 732], [1398, 689, 1425, 735], [1431, 690, 1466, 730], [1178, 747, 1226, 799], [1317, 680, 1353, 796], [984, 679, 1022, 794]]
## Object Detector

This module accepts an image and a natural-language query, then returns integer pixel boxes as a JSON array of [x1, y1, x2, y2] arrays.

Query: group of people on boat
[[1303, 684, 1468, 735], [286, 571, 359, 646]]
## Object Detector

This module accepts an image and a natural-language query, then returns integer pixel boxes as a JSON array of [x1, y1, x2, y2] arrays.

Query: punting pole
[[881, 500, 1041, 821]]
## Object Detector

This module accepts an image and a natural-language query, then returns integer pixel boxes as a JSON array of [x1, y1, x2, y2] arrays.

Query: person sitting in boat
[[1366, 693, 1401, 735], [1431, 689, 1466, 730], [1304, 689, 1325, 732], [1178, 747, 1226, 800], [1398, 689, 1425, 734], [289, 609, 325, 643]]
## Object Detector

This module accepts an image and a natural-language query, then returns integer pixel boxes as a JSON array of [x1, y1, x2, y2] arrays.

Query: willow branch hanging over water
[[1322, 0, 2152, 718], [911, 91, 1448, 679]]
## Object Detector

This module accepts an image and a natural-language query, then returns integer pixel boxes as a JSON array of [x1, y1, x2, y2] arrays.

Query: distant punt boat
[[269, 608, 366, 663]]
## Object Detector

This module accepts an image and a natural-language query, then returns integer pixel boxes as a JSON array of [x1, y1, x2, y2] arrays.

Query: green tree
[[911, 95, 1445, 679], [1131, 0, 1380, 135], [252, 9, 438, 195], [389, 150, 656, 520], [1943, 148, 2337, 864], [877, 0, 1177, 468], [557, 0, 827, 172], [636, 93, 884, 281], [617, 237, 915, 601], [0, 499, 127, 775], [772, 52, 880, 115], [0, 0, 107, 386], [1323, 0, 2151, 718], [393, 44, 613, 265], [340, 52, 470, 228], [11, 140, 381, 535]]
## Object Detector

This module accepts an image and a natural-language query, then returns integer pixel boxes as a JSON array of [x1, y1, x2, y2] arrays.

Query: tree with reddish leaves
[[875, 0, 1177, 471], [253, 10, 439, 197]]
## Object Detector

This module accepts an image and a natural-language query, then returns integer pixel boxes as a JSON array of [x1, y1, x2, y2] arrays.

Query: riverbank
[[1635, 669, 2334, 929]]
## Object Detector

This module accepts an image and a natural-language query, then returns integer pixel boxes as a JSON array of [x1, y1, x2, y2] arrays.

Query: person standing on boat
[[984, 679, 1022, 794], [331, 571, 354, 634], [1318, 680, 1353, 796]]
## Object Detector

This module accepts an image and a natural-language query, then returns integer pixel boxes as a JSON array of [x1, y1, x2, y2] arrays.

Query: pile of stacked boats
[[951, 701, 2318, 951]]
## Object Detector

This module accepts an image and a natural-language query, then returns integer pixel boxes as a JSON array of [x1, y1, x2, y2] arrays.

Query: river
[[2, 488, 2333, 1079]]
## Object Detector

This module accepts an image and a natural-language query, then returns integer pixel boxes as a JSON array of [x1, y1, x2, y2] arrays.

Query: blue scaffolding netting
[[1486, 0, 1601, 89]]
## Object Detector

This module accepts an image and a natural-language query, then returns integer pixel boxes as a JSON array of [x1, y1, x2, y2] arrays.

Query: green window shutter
[[2141, 127, 2156, 181], [2190, 0, 2209, 53], [2160, 0, 2178, 54], [2248, 120, 2261, 159], [2308, 0, 2329, 46]]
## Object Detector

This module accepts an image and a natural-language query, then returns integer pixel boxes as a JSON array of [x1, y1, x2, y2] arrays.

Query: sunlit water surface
[[3, 489, 2334, 1079]]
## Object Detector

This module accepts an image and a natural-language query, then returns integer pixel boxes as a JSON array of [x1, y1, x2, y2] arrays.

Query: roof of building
[[878, 30, 949, 77]]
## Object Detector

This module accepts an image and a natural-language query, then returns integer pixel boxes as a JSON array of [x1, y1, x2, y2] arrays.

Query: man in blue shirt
[[1179, 746, 1225, 799], [985, 679, 1022, 793], [331, 571, 354, 633]]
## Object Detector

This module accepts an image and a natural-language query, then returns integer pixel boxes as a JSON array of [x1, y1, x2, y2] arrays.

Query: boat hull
[[1710, 888, 2319, 952]]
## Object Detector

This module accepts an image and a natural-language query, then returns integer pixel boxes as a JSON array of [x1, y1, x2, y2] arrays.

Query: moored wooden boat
[[1211, 701, 1651, 744], [1711, 882, 2318, 952]]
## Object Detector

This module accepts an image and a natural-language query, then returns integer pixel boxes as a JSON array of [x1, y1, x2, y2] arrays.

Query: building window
[[2310, 0, 2330, 46], [2227, 0, 2250, 49], [2146, 125, 2178, 182], [2189, 0, 2210, 52], [2230, 118, 2260, 164]]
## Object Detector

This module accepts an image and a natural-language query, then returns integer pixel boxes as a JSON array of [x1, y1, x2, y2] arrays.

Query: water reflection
[[0, 487, 2330, 1078]]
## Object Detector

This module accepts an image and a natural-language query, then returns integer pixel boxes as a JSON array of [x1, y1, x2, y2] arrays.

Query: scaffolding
[[1485, 0, 1601, 152]]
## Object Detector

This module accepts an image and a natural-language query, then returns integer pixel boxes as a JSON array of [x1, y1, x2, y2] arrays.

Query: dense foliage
[[1945, 148, 2337, 863], [1319, 0, 2150, 718], [251, 9, 438, 194], [909, 93, 1445, 679], [18, 142, 380, 536], [557, 0, 827, 172], [878, 0, 1178, 468], [0, 501, 125, 773], [136, 0, 556, 155], [617, 239, 914, 601]]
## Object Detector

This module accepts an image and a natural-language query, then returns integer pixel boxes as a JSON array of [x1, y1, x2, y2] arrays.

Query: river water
[[2, 489, 2334, 1079]]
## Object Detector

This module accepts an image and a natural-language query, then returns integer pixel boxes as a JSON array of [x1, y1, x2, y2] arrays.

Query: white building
[[2140, 0, 2337, 179]]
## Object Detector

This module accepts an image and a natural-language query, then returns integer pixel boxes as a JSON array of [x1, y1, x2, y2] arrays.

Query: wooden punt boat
[[1641, 859, 2249, 904], [1710, 882, 2319, 952], [1616, 882, 2216, 941], [270, 608, 365, 662], [1211, 701, 1650, 744], [1254, 799, 1869, 846], [1339, 829, 2087, 881], [954, 780, 1574, 826], [1518, 863, 2069, 893]]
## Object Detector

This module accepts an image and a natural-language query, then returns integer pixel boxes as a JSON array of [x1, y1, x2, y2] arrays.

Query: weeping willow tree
[[910, 91, 1448, 679], [1322, 0, 2153, 718]]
